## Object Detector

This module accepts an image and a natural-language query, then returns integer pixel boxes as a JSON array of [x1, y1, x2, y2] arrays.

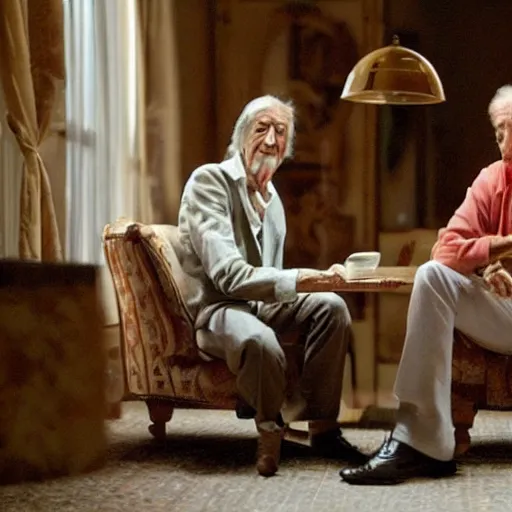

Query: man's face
[[492, 102, 512, 163], [242, 107, 290, 189]]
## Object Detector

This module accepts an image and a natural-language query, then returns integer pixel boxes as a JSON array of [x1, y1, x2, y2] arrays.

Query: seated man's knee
[[310, 292, 351, 327], [415, 260, 458, 287], [244, 327, 285, 366]]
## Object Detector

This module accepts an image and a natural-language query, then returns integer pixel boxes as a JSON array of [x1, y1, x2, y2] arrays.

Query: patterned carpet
[[2, 402, 512, 512]]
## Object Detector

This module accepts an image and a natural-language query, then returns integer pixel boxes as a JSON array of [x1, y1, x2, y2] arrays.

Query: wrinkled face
[[242, 107, 290, 189], [491, 101, 512, 163]]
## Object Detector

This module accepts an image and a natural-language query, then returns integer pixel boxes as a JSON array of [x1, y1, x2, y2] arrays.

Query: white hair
[[224, 95, 295, 160], [488, 85, 512, 125]]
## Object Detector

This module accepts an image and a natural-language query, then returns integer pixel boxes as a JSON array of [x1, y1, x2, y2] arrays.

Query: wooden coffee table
[[299, 266, 417, 293]]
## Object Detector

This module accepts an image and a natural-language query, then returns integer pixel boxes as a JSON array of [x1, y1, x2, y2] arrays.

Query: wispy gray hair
[[488, 85, 512, 125], [224, 95, 295, 160]]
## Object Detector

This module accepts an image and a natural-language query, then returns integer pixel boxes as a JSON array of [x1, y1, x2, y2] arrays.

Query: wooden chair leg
[[106, 401, 122, 420], [145, 400, 174, 441], [452, 397, 477, 457], [454, 425, 471, 457]]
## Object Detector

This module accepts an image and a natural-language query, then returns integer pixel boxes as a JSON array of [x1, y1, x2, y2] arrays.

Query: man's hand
[[327, 263, 348, 280], [296, 265, 347, 292], [483, 260, 512, 298]]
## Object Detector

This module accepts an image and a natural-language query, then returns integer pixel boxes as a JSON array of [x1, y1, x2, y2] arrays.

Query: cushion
[[136, 224, 195, 330]]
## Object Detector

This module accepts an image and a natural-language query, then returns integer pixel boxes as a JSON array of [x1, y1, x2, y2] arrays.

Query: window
[[64, 0, 140, 264]]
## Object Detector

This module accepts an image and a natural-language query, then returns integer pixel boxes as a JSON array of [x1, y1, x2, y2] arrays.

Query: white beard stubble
[[249, 154, 279, 175]]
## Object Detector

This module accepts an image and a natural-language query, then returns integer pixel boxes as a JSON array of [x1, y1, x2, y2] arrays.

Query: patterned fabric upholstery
[[452, 330, 512, 409], [103, 218, 238, 410], [451, 328, 512, 454]]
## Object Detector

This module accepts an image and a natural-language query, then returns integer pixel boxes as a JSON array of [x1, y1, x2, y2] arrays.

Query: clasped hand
[[483, 259, 512, 298]]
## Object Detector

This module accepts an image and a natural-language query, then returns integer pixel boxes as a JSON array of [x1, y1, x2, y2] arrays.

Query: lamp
[[341, 35, 445, 105]]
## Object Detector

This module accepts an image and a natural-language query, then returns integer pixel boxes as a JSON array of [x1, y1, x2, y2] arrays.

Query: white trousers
[[392, 260, 512, 461]]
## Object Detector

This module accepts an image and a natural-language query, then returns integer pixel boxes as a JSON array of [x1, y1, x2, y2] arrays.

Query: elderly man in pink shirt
[[341, 85, 512, 485]]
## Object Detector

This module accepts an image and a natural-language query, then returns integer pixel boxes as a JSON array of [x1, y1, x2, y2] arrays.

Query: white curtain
[[64, 0, 141, 264], [0, 92, 23, 259]]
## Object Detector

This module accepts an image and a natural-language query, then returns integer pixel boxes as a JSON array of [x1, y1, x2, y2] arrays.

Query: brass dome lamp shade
[[341, 35, 446, 105]]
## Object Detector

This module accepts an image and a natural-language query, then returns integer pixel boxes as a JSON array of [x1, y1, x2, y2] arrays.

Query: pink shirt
[[432, 160, 512, 275]]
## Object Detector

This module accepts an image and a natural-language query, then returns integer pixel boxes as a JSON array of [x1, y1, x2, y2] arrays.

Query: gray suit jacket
[[175, 153, 299, 329]]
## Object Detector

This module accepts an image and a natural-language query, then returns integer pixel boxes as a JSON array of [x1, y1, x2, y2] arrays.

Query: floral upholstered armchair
[[102, 218, 304, 440], [451, 330, 512, 455]]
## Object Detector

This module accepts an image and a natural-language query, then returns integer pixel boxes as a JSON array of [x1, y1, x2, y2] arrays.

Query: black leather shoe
[[339, 437, 457, 485], [311, 430, 369, 465], [235, 398, 256, 419]]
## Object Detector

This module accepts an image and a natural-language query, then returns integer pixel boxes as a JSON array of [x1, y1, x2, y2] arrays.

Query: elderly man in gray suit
[[177, 95, 366, 476]]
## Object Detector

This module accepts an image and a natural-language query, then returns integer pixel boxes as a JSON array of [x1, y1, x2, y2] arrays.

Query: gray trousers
[[393, 260, 512, 461], [197, 292, 351, 424]]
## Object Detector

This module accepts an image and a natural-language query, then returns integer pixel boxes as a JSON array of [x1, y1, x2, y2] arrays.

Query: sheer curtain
[[64, 0, 142, 264]]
